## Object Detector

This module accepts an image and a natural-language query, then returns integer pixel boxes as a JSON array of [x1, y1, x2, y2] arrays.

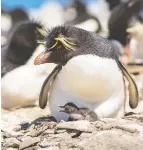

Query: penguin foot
[[59, 102, 98, 121]]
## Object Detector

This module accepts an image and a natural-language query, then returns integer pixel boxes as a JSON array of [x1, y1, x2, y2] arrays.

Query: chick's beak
[[59, 106, 66, 113], [34, 51, 51, 65]]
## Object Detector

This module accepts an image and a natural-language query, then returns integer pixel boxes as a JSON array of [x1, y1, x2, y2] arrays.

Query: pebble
[[57, 120, 93, 132], [19, 137, 40, 150], [39, 146, 60, 150], [3, 138, 20, 148], [39, 139, 59, 148], [4, 148, 18, 150], [2, 129, 23, 138], [27, 126, 49, 137]]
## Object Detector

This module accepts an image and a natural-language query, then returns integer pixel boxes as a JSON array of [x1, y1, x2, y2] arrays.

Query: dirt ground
[[1, 74, 143, 150]]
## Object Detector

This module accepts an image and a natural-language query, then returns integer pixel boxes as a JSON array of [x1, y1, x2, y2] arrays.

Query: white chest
[[52, 55, 123, 103]]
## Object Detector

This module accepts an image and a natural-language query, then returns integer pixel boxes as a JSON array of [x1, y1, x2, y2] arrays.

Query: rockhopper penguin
[[1, 21, 44, 77], [34, 25, 139, 121]]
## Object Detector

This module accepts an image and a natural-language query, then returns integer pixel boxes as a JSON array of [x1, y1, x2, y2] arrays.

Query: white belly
[[49, 55, 125, 121], [130, 39, 143, 59], [75, 19, 99, 32]]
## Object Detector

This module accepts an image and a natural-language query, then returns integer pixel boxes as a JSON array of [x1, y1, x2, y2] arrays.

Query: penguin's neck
[[55, 55, 123, 103]]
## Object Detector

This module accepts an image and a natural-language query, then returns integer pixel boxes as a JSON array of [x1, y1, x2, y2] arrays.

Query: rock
[[5, 148, 18, 150], [19, 137, 40, 150], [26, 122, 57, 137], [27, 125, 49, 137], [39, 138, 59, 148], [39, 146, 60, 150], [43, 129, 56, 135], [2, 128, 23, 138], [3, 138, 20, 148], [56, 120, 93, 132], [91, 131, 143, 150]]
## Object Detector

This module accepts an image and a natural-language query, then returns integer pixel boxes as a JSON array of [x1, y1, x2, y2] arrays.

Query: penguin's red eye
[[57, 45, 62, 49]]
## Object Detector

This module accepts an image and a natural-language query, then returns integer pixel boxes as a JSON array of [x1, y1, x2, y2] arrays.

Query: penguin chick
[[126, 22, 143, 59], [60, 102, 98, 121], [34, 25, 139, 121], [1, 21, 44, 77]]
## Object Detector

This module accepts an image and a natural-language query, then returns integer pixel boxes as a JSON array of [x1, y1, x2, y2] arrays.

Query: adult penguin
[[1, 23, 56, 109], [108, 0, 143, 46], [1, 8, 29, 45], [105, 0, 121, 10], [1, 21, 44, 77], [64, 0, 102, 33], [34, 25, 139, 121]]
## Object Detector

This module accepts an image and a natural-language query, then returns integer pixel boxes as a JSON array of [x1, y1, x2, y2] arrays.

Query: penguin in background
[[1, 22, 57, 109], [34, 25, 139, 121], [1, 44, 56, 110], [1, 21, 44, 77], [9, 8, 29, 26], [108, 0, 143, 46], [64, 0, 102, 33], [105, 0, 121, 10], [126, 22, 143, 60], [1, 8, 29, 45]]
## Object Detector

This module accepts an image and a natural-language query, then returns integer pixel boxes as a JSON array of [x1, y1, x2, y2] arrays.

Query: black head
[[1, 21, 44, 77], [72, 0, 86, 14], [59, 102, 79, 114], [9, 8, 29, 25], [34, 25, 117, 66]]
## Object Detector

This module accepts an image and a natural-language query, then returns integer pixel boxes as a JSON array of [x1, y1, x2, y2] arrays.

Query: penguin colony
[[1, 0, 142, 120]]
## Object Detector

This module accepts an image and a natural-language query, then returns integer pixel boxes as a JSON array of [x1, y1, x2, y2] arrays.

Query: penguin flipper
[[39, 65, 62, 109], [118, 61, 139, 109]]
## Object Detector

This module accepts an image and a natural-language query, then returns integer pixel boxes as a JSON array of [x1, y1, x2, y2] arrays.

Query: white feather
[[75, 19, 99, 32]]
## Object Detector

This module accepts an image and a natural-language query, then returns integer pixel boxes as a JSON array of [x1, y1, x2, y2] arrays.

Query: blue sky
[[2, 0, 98, 11]]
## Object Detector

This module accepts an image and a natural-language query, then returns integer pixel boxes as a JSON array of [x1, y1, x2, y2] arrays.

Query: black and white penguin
[[108, 0, 143, 46], [1, 8, 29, 45], [1, 21, 57, 109], [105, 0, 121, 10], [34, 25, 139, 121], [1, 21, 43, 77], [126, 22, 143, 59], [64, 0, 102, 33], [9, 8, 29, 26], [1, 44, 56, 109]]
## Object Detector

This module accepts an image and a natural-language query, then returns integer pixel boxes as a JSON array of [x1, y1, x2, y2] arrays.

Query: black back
[[1, 21, 43, 77], [108, 0, 143, 46]]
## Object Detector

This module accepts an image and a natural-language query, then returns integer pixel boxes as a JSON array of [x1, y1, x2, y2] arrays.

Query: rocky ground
[[1, 72, 143, 150]]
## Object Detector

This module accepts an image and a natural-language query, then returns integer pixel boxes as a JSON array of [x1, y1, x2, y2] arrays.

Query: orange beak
[[34, 51, 50, 65]]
